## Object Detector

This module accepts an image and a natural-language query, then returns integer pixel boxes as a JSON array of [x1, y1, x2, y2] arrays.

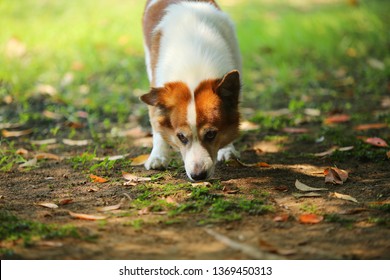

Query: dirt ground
[[1, 128, 389, 260]]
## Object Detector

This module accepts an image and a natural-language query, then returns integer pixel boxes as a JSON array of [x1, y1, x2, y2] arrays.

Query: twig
[[204, 228, 285, 260]]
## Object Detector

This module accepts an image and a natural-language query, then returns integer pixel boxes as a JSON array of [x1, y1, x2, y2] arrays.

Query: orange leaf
[[35, 152, 61, 161], [324, 167, 348, 185], [324, 114, 350, 125], [2, 128, 33, 137], [354, 123, 387, 131], [130, 154, 149, 166], [364, 137, 389, 147], [299, 214, 324, 224], [59, 199, 73, 205], [273, 214, 289, 222], [89, 174, 108, 183], [15, 148, 29, 156], [69, 211, 107, 220]]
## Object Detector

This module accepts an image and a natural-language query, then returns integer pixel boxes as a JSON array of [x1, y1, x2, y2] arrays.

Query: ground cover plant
[[0, 0, 389, 259]]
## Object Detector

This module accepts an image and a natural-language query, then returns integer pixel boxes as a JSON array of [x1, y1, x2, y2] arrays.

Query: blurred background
[[0, 0, 389, 137]]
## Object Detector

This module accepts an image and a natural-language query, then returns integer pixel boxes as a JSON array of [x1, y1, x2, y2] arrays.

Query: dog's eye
[[205, 130, 217, 141], [177, 133, 188, 145]]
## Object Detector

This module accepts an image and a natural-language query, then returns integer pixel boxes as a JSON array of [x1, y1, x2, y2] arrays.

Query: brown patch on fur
[[141, 82, 192, 147], [143, 0, 220, 86], [194, 74, 240, 154]]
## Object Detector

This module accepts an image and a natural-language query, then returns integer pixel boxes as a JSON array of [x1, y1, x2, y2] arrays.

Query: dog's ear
[[216, 70, 240, 104], [140, 87, 164, 106]]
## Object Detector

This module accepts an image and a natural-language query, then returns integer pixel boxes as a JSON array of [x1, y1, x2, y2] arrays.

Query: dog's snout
[[190, 170, 208, 181]]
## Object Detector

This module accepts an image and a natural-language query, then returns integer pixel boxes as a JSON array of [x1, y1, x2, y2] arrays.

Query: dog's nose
[[190, 170, 208, 181]]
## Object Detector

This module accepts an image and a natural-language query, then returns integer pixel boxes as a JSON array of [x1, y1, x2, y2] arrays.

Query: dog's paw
[[144, 155, 169, 170], [217, 144, 239, 162]]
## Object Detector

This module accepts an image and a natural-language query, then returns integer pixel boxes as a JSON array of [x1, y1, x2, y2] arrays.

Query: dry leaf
[[293, 192, 322, 198], [19, 157, 37, 168], [367, 58, 385, 71], [35, 241, 63, 247], [239, 120, 259, 131], [282, 127, 309, 134], [324, 114, 350, 125], [235, 158, 271, 168], [299, 214, 324, 224], [59, 199, 73, 205], [387, 151, 390, 159], [90, 174, 108, 183], [314, 146, 354, 157], [31, 138, 57, 145], [69, 211, 107, 220], [37, 202, 59, 209], [36, 84, 57, 96], [6, 38, 27, 58], [130, 154, 150, 166], [62, 139, 91, 146], [331, 192, 358, 203], [94, 153, 130, 161], [191, 182, 212, 187], [35, 152, 61, 161], [324, 167, 348, 185], [354, 123, 387, 131], [2, 128, 33, 138], [364, 137, 389, 147], [273, 214, 289, 222], [15, 148, 29, 156], [295, 180, 327, 192], [42, 110, 62, 120], [122, 172, 151, 185], [97, 201, 124, 212]]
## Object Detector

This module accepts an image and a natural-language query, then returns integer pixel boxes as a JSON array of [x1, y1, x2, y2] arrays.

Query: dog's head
[[141, 70, 240, 181]]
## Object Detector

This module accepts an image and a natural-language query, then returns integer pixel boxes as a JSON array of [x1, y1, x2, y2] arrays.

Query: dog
[[141, 0, 242, 181]]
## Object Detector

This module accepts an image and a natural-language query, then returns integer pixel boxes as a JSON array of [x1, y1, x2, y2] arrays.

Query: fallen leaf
[[222, 185, 240, 194], [299, 214, 324, 224], [314, 146, 354, 157], [59, 199, 73, 205], [282, 127, 309, 134], [364, 137, 389, 147], [94, 154, 130, 161], [295, 180, 327, 192], [35, 241, 63, 247], [368, 200, 390, 206], [35, 152, 61, 161], [273, 214, 289, 222], [69, 211, 107, 220], [239, 120, 260, 131], [324, 114, 350, 125], [88, 187, 98, 192], [367, 58, 385, 71], [65, 121, 84, 129], [30, 138, 57, 145], [130, 154, 150, 166], [90, 174, 108, 183], [19, 157, 37, 168], [37, 202, 59, 209], [387, 151, 390, 159], [15, 148, 29, 156], [235, 158, 271, 168], [6, 37, 27, 58], [293, 192, 322, 198], [42, 110, 62, 120], [354, 123, 387, 131], [97, 199, 124, 212], [122, 172, 151, 185], [2, 128, 33, 137], [191, 182, 212, 187], [331, 192, 358, 203], [324, 167, 348, 185], [62, 139, 91, 146], [36, 84, 57, 96]]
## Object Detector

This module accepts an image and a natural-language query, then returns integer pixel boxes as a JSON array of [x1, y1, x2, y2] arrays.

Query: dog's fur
[[141, 0, 242, 181]]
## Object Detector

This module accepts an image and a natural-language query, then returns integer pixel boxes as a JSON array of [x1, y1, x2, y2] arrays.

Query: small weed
[[300, 203, 319, 214], [69, 152, 96, 170]]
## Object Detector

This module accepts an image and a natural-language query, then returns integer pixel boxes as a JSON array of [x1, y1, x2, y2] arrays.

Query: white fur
[[144, 2, 241, 179]]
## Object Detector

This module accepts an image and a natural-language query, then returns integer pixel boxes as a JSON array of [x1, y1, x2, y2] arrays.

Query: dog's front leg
[[217, 143, 239, 162], [145, 131, 170, 170]]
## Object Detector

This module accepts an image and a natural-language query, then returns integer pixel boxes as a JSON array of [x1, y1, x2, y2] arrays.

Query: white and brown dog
[[141, 0, 242, 181]]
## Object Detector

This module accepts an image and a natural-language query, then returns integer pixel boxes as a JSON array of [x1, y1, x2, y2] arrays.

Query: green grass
[[0, 210, 80, 246]]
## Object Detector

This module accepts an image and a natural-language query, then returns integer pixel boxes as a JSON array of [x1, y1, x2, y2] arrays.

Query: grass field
[[1, 0, 389, 126]]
